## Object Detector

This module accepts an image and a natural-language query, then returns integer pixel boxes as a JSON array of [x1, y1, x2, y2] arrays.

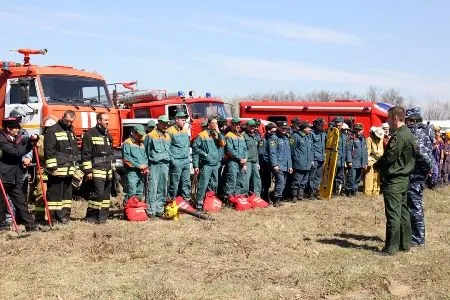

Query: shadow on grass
[[334, 233, 383, 242], [317, 238, 380, 252]]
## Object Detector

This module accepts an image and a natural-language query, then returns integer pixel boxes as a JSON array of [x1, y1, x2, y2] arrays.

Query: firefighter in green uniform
[[122, 124, 148, 203], [192, 116, 226, 211], [146, 120, 156, 134], [82, 113, 116, 224], [225, 118, 248, 199], [242, 119, 261, 196], [167, 112, 191, 202], [144, 115, 172, 217], [375, 106, 416, 255]]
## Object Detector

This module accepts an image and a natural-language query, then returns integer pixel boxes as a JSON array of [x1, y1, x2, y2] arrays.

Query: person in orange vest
[[364, 127, 384, 195]]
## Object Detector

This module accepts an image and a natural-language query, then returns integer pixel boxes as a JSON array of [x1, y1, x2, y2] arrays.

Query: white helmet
[[43, 115, 58, 127]]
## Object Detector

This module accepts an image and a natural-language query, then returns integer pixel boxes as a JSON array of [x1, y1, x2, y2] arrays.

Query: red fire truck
[[239, 100, 391, 136], [112, 87, 233, 142]]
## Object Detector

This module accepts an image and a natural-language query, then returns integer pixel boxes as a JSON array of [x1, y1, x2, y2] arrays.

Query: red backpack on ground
[[203, 191, 222, 212], [124, 196, 148, 221], [175, 196, 196, 213], [247, 194, 269, 208], [229, 194, 253, 211]]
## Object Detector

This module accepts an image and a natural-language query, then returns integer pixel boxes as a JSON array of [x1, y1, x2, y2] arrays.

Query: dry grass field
[[0, 187, 449, 299]]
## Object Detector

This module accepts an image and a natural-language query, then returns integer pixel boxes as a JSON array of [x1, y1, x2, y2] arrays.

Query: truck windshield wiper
[[68, 98, 97, 111], [86, 98, 111, 112], [49, 97, 80, 110]]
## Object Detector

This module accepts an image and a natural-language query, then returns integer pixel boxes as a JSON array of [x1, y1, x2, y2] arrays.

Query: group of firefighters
[[0, 110, 115, 231], [0, 106, 446, 244]]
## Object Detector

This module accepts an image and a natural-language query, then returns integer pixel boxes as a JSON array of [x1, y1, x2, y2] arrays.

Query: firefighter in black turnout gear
[[82, 113, 115, 223], [0, 118, 39, 231], [42, 111, 78, 224]]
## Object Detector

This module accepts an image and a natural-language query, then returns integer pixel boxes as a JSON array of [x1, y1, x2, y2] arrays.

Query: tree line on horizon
[[226, 86, 450, 120]]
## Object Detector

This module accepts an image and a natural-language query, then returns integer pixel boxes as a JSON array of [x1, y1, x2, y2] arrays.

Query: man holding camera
[[0, 117, 40, 232]]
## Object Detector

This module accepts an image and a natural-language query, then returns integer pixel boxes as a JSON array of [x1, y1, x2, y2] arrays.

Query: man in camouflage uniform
[[405, 107, 434, 247], [375, 106, 416, 255]]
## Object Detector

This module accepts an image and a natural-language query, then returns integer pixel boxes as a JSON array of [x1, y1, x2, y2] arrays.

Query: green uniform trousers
[[124, 169, 145, 202], [225, 161, 246, 196], [196, 163, 220, 209], [241, 161, 261, 196], [147, 163, 169, 216], [383, 176, 412, 254], [169, 158, 191, 201]]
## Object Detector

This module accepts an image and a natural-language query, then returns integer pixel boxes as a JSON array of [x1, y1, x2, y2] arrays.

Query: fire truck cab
[[240, 100, 391, 137], [116, 89, 232, 142], [0, 48, 120, 147]]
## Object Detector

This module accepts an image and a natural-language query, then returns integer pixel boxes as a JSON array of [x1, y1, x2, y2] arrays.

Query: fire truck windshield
[[189, 102, 231, 119], [40, 75, 112, 107]]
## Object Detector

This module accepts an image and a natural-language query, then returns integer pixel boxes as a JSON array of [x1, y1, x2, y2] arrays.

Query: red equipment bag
[[247, 194, 269, 208], [229, 194, 253, 211], [203, 191, 222, 212], [175, 196, 195, 213], [124, 196, 148, 221]]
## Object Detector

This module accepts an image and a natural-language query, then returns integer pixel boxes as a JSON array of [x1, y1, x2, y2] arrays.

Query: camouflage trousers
[[407, 176, 426, 245]]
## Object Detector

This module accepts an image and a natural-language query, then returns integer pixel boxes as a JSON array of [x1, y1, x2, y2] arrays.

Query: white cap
[[342, 123, 349, 129], [381, 123, 389, 129]]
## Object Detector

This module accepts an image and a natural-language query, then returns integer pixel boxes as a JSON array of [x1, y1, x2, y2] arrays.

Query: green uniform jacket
[[377, 125, 416, 178], [243, 132, 259, 163], [192, 129, 226, 168], [167, 125, 190, 160], [144, 129, 172, 164], [122, 136, 147, 169], [225, 131, 248, 163]]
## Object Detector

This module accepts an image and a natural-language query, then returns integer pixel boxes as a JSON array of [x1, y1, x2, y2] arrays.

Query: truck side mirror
[[19, 85, 30, 104], [17, 78, 30, 105]]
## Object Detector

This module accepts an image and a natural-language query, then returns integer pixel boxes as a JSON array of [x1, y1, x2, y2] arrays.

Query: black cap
[[2, 117, 21, 129], [299, 121, 312, 131], [276, 121, 289, 128], [265, 123, 277, 131], [291, 117, 301, 125], [313, 117, 325, 125]]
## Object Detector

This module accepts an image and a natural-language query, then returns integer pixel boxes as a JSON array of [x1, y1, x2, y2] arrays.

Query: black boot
[[273, 198, 283, 207], [291, 189, 298, 203], [297, 188, 305, 201], [313, 190, 322, 200]]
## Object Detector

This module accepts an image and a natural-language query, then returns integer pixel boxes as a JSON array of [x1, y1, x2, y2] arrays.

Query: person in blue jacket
[[332, 116, 351, 196], [290, 121, 314, 201], [268, 121, 293, 207], [346, 123, 368, 197], [309, 118, 326, 199]]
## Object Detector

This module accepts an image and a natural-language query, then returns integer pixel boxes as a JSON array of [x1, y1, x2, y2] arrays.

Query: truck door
[[5, 78, 42, 136]]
